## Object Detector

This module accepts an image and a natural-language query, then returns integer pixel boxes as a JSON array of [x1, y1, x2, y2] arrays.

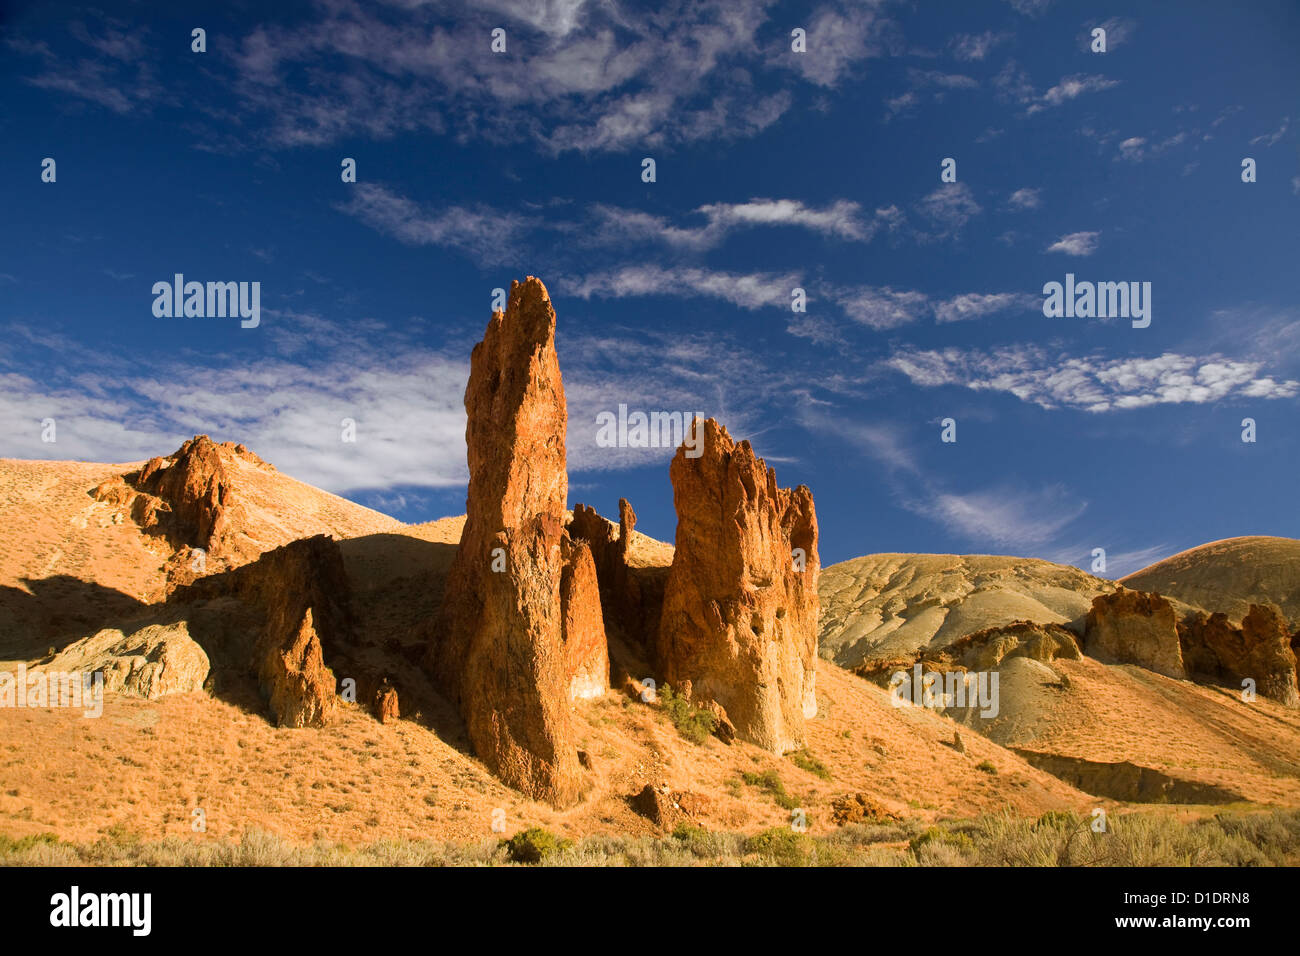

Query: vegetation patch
[[658, 683, 718, 745], [742, 769, 799, 810], [788, 749, 832, 780], [503, 827, 573, 864]]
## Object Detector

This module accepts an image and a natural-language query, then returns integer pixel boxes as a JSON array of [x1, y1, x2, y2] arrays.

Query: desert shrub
[[658, 683, 717, 745], [976, 760, 997, 774], [671, 822, 722, 859], [0, 832, 60, 853], [909, 826, 976, 861], [504, 827, 571, 864], [1034, 810, 1079, 831], [742, 770, 799, 810], [788, 749, 832, 780], [745, 827, 813, 866]]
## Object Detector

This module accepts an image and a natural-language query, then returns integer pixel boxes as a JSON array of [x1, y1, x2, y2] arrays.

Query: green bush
[[504, 827, 572, 864], [1034, 810, 1079, 831], [658, 683, 718, 745], [0, 832, 60, 853], [745, 827, 813, 866], [909, 826, 976, 858]]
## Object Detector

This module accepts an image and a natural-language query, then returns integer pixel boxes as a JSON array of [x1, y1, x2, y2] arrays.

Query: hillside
[[1122, 536, 1300, 625], [4, 440, 1300, 851], [819, 552, 1116, 668], [0, 449, 400, 659]]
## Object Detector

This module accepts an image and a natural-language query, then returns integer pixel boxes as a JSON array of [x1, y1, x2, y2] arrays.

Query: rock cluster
[[423, 278, 822, 802], [1180, 604, 1299, 705], [1084, 588, 1186, 679], [568, 499, 662, 645], [854, 619, 1081, 686], [92, 435, 269, 590], [181, 534, 351, 727], [655, 417, 820, 755]]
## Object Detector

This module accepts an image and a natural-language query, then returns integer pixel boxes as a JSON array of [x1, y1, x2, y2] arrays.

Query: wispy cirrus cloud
[[798, 404, 1088, 549], [555, 264, 801, 311], [994, 61, 1119, 115], [950, 30, 1011, 62], [779, 1, 901, 87], [1076, 17, 1137, 51], [338, 184, 538, 265], [1250, 117, 1291, 147], [886, 68, 978, 117], [588, 197, 875, 249], [916, 183, 982, 239], [887, 346, 1300, 412], [835, 285, 1036, 329]]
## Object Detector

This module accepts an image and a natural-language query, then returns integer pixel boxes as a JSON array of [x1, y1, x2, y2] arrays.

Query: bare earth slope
[[1122, 536, 1300, 625]]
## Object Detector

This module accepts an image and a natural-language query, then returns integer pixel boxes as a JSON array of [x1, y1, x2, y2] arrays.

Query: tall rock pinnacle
[[656, 417, 820, 754], [426, 276, 604, 806]]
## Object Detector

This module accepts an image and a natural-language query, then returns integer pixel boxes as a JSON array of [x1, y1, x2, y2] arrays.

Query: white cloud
[[338, 184, 537, 265], [1034, 74, 1120, 111], [1007, 0, 1053, 16], [916, 183, 982, 238], [909, 485, 1086, 549], [887, 346, 1300, 412], [996, 62, 1119, 115], [782, 3, 899, 87], [886, 68, 978, 117], [590, 197, 874, 249], [1046, 230, 1101, 256], [950, 31, 1011, 62], [1118, 136, 1146, 161], [556, 265, 800, 311], [834, 285, 1034, 328], [933, 292, 1037, 323], [1250, 117, 1290, 147], [839, 286, 932, 329], [1007, 187, 1041, 210]]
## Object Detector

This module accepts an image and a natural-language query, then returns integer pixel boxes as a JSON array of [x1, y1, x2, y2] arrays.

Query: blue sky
[[2, 0, 1298, 575]]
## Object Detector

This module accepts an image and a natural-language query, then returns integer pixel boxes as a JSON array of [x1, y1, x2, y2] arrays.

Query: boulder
[[1084, 588, 1185, 679], [373, 680, 400, 724], [830, 792, 901, 826], [630, 783, 708, 829], [656, 417, 820, 754], [39, 619, 211, 700]]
